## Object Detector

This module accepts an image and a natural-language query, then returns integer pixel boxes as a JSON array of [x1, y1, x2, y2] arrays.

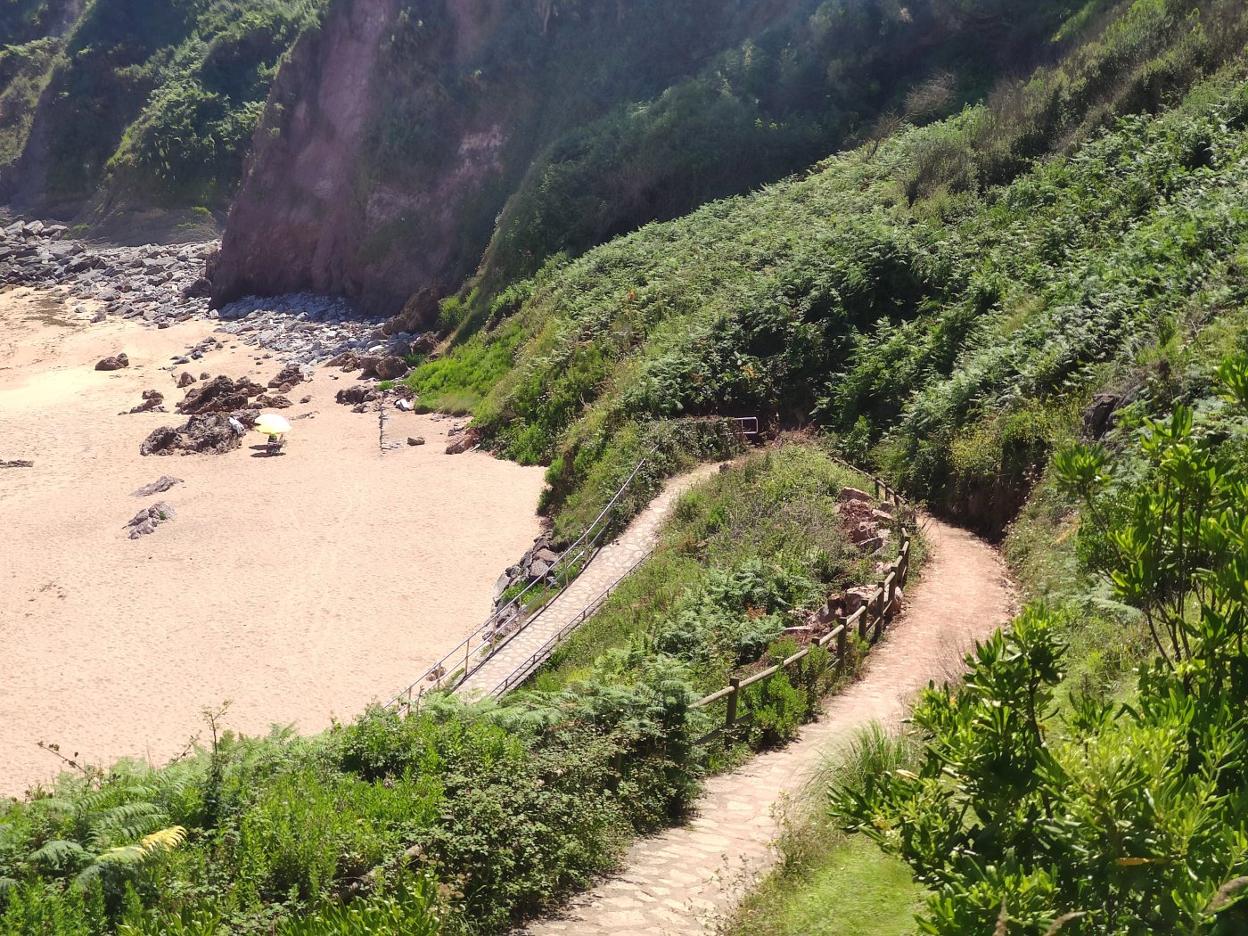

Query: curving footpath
[[524, 514, 1017, 936], [457, 463, 725, 700]]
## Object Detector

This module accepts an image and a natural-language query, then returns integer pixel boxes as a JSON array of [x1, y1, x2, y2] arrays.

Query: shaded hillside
[[0, 0, 325, 233], [210, 0, 1076, 319], [0, 0, 83, 171]]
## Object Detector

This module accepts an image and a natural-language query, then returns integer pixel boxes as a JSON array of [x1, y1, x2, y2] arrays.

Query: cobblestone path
[[524, 515, 1017, 935]]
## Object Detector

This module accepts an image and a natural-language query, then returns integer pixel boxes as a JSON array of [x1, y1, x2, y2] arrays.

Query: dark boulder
[[177, 375, 265, 415], [335, 385, 379, 406], [410, 332, 439, 356], [373, 356, 409, 381], [123, 389, 165, 414], [268, 363, 310, 392], [1083, 392, 1122, 440], [140, 414, 243, 456], [181, 276, 212, 299], [95, 353, 129, 371]]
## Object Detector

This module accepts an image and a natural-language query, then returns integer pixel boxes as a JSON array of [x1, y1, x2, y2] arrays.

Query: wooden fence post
[[725, 677, 740, 747], [837, 626, 847, 672], [874, 582, 885, 642]]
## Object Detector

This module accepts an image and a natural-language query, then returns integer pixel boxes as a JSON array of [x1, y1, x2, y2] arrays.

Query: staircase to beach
[[385, 458, 730, 714]]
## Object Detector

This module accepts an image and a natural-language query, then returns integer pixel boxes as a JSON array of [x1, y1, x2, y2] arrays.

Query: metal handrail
[[484, 548, 655, 698], [385, 415, 763, 712], [385, 454, 654, 712]]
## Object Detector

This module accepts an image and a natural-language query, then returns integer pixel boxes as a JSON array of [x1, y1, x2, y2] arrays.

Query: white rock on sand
[[0, 287, 546, 797]]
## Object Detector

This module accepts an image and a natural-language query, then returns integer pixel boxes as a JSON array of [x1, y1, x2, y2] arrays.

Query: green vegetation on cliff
[[0, 0, 323, 217], [416, 0, 1248, 542]]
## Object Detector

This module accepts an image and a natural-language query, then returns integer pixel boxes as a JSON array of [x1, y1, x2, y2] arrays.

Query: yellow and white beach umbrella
[[254, 413, 292, 437]]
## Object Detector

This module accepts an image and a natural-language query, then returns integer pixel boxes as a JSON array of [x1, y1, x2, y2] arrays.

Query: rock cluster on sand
[[268, 362, 311, 392], [1, 221, 211, 327], [122, 389, 165, 414], [216, 295, 423, 368], [141, 413, 245, 456], [125, 502, 176, 539], [95, 353, 129, 371], [132, 476, 183, 497], [176, 375, 265, 415], [492, 535, 562, 604], [2, 220, 435, 367]]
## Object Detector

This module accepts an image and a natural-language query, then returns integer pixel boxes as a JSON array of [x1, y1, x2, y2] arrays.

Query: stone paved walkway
[[523, 514, 1017, 935], [457, 463, 725, 700]]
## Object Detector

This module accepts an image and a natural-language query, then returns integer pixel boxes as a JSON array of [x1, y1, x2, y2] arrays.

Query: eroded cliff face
[[210, 0, 807, 321], [209, 0, 399, 307], [212, 0, 1058, 326]]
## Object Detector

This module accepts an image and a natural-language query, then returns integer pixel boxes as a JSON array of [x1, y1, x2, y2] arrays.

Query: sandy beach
[[0, 286, 546, 797]]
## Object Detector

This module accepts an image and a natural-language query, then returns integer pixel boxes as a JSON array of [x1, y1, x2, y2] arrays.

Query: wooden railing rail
[[690, 459, 913, 747]]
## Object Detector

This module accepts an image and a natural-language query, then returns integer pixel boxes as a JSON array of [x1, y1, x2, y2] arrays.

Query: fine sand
[[0, 287, 546, 797]]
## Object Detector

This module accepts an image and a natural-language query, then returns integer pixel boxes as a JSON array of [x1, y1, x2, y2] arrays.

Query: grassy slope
[[728, 835, 923, 936], [411, 0, 1248, 543], [530, 443, 891, 695]]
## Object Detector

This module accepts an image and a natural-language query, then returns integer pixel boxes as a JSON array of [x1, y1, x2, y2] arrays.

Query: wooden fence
[[690, 464, 912, 746]]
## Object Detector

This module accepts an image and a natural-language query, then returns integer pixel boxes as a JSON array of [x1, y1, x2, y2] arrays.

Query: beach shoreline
[[0, 285, 545, 798]]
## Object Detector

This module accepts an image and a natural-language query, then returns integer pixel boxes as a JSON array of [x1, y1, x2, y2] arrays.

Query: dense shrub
[[832, 359, 1248, 933], [0, 666, 699, 933]]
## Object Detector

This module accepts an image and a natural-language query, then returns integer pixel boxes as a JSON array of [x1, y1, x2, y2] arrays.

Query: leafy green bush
[[832, 358, 1248, 933]]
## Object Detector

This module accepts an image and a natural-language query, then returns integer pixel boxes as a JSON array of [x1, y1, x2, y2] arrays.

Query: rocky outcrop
[[838, 489, 895, 555], [176, 376, 265, 415], [94, 352, 128, 371], [209, 0, 404, 310], [268, 363, 311, 391], [208, 1, 808, 324], [124, 502, 176, 539], [492, 534, 561, 606], [122, 389, 164, 414], [1083, 392, 1122, 440], [132, 476, 183, 497], [445, 425, 480, 455], [140, 414, 244, 456]]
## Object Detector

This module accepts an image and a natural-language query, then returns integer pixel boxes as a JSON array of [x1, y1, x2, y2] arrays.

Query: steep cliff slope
[[413, 0, 1248, 539], [211, 0, 1076, 320], [0, 0, 84, 170]]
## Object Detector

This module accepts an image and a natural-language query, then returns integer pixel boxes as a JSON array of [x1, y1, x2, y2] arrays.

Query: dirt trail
[[525, 514, 1017, 936]]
